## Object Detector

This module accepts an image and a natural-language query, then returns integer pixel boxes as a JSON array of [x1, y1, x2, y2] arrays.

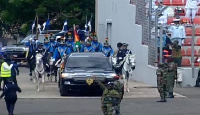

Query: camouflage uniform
[[166, 61, 177, 98], [98, 81, 121, 115], [114, 80, 124, 114], [156, 64, 167, 102]]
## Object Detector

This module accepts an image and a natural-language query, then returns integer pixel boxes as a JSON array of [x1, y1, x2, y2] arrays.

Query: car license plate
[[13, 55, 18, 57]]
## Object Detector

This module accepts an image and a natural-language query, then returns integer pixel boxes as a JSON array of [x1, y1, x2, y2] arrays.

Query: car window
[[66, 57, 112, 69], [20, 35, 46, 43]]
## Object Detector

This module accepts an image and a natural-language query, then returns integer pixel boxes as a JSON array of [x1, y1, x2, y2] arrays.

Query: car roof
[[69, 52, 106, 58]]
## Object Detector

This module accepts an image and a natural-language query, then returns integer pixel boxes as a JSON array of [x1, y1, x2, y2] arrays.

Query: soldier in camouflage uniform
[[113, 75, 124, 115], [166, 58, 177, 98], [156, 63, 168, 102], [95, 79, 121, 115]]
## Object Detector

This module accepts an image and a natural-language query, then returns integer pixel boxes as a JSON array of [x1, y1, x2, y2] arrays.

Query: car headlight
[[1, 48, 5, 52], [105, 73, 117, 78], [61, 73, 75, 78], [23, 47, 29, 51]]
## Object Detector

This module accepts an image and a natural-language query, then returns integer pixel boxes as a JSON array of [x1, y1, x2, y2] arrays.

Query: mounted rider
[[66, 33, 75, 55], [84, 37, 95, 52], [91, 32, 103, 52], [52, 40, 68, 82], [49, 37, 57, 53], [102, 42, 114, 57], [55, 36, 62, 47], [115, 44, 126, 76], [122, 43, 132, 55], [26, 38, 36, 77]]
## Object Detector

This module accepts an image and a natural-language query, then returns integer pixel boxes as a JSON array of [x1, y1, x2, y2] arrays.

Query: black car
[[59, 52, 116, 96]]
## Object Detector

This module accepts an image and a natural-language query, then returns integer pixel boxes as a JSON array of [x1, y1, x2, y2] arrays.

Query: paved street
[[1, 67, 200, 115]]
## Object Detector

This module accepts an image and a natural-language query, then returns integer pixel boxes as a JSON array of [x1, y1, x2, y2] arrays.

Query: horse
[[111, 54, 136, 92], [122, 54, 136, 92], [34, 53, 45, 91]]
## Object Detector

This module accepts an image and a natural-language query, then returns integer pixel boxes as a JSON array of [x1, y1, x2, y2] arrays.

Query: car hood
[[2, 45, 27, 51]]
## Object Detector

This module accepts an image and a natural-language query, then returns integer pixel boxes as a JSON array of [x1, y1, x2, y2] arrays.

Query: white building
[[96, 0, 197, 87]]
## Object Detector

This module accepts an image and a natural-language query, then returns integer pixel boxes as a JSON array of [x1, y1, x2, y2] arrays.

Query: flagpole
[[36, 13, 39, 39], [47, 13, 49, 35]]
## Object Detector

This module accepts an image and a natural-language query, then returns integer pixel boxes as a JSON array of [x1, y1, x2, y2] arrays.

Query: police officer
[[102, 42, 114, 57], [1, 56, 13, 87], [166, 58, 177, 98], [91, 33, 103, 52], [95, 79, 120, 115], [84, 38, 95, 52], [156, 63, 167, 102], [113, 75, 124, 115], [52, 40, 67, 82], [0, 78, 21, 115], [122, 43, 132, 55], [0, 54, 4, 90]]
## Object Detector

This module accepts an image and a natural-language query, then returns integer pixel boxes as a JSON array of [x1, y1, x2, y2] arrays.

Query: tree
[[0, 0, 95, 36]]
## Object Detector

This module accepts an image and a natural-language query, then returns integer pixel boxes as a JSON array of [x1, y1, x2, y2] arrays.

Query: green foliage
[[0, 0, 95, 35]]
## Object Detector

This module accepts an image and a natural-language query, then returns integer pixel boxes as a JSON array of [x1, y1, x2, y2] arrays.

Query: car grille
[[5, 51, 25, 54], [73, 77, 105, 82]]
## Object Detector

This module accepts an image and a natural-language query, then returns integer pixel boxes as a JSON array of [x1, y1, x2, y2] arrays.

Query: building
[[96, 0, 198, 87]]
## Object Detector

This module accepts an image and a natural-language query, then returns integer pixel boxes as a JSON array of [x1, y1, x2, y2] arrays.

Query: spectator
[[171, 40, 182, 67], [185, 0, 200, 22], [168, 19, 186, 46]]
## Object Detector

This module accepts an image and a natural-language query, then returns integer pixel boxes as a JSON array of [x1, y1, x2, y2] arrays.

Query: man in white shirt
[[168, 19, 186, 46], [185, 0, 200, 22]]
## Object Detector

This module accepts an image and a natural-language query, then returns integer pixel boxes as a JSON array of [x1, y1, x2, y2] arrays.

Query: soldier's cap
[[39, 43, 43, 46], [173, 19, 180, 22], [93, 36, 98, 40], [123, 43, 128, 46], [117, 42, 123, 47], [29, 38, 33, 41]]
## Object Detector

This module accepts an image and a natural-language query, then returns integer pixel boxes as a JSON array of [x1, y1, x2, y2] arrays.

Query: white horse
[[111, 54, 136, 92], [35, 53, 45, 91], [122, 54, 136, 92]]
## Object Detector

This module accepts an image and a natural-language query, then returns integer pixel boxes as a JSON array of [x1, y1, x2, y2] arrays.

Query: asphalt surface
[[1, 67, 200, 115]]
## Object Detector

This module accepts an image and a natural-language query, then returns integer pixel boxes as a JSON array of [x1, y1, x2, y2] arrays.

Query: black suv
[[59, 52, 116, 96]]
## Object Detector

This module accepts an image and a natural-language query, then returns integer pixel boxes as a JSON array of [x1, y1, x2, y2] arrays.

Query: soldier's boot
[[157, 99, 166, 102], [167, 93, 174, 98]]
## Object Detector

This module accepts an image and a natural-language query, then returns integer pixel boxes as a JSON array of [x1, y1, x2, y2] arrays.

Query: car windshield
[[66, 57, 112, 69]]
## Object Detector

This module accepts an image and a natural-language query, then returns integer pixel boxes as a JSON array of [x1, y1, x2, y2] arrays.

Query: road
[[1, 67, 200, 115]]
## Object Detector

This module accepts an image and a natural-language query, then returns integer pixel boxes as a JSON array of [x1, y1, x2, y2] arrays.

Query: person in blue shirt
[[49, 37, 57, 53], [84, 39, 95, 52], [91, 35, 103, 52], [102, 42, 114, 57], [56, 36, 62, 47], [66, 35, 75, 53], [52, 41, 67, 82], [43, 39, 50, 50], [0, 78, 21, 115]]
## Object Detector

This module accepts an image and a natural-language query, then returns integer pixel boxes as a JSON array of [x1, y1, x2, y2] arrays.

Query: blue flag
[[43, 19, 50, 31], [62, 20, 68, 31]]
